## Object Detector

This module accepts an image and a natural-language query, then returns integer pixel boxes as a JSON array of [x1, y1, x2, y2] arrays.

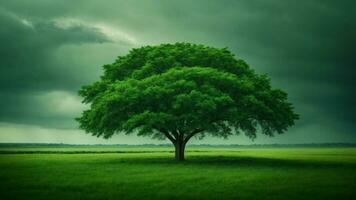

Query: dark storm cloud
[[0, 9, 112, 92], [0, 0, 355, 143], [0, 7, 119, 128]]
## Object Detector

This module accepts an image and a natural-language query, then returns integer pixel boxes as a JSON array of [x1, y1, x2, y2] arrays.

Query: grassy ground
[[0, 146, 355, 200]]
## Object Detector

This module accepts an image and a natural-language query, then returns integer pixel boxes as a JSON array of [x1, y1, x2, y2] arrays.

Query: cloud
[[0, 8, 137, 130], [52, 18, 138, 45], [33, 90, 88, 117], [0, 10, 112, 92], [0, 90, 86, 128]]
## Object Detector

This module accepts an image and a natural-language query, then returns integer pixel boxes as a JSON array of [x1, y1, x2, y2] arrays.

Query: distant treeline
[[0, 143, 355, 148]]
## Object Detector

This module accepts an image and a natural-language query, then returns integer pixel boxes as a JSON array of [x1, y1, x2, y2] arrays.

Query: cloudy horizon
[[0, 0, 355, 144]]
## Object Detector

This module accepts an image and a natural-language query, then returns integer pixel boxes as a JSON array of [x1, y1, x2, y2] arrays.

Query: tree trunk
[[174, 141, 185, 161]]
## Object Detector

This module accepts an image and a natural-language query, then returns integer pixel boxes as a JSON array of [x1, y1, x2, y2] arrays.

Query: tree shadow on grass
[[188, 155, 356, 168], [104, 154, 356, 169]]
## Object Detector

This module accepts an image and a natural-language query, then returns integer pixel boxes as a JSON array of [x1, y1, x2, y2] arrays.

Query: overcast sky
[[0, 0, 355, 144]]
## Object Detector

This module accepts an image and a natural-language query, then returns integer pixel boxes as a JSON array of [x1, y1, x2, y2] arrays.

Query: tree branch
[[172, 130, 179, 141], [183, 128, 204, 144], [153, 126, 176, 144]]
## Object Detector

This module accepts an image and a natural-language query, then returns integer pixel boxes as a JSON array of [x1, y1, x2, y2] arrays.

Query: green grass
[[1, 146, 356, 200]]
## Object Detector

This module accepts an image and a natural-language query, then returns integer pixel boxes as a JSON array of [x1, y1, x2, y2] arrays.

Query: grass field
[[1, 146, 355, 200]]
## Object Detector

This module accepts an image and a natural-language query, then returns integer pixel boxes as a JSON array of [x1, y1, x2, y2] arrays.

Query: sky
[[0, 0, 355, 144]]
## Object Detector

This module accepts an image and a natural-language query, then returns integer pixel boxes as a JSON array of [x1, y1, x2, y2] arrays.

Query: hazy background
[[0, 0, 355, 144]]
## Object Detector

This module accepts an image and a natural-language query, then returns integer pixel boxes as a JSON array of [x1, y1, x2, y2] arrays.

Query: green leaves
[[77, 43, 298, 142]]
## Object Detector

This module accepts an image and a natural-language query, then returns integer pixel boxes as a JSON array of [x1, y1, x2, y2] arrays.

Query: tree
[[76, 43, 299, 161]]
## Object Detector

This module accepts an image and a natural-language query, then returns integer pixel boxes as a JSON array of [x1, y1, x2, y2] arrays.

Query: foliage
[[77, 43, 298, 148]]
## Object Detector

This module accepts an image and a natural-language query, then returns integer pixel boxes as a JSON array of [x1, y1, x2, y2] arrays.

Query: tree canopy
[[77, 43, 299, 160]]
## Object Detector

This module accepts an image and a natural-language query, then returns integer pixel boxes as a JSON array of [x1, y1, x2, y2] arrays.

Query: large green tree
[[77, 43, 298, 161]]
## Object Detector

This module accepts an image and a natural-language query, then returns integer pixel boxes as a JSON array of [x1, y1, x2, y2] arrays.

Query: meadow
[[0, 145, 355, 200]]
